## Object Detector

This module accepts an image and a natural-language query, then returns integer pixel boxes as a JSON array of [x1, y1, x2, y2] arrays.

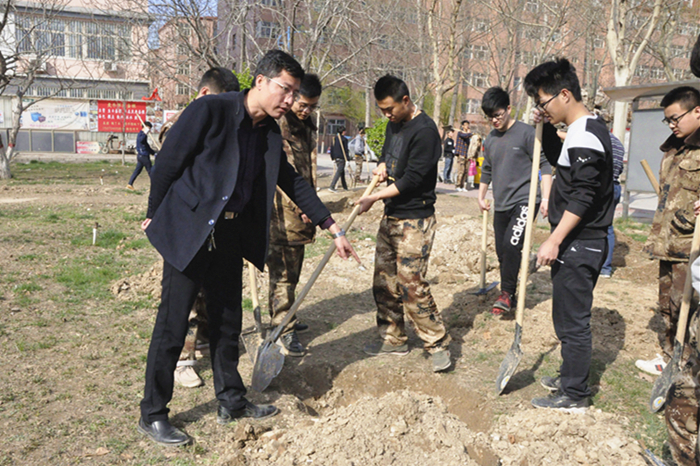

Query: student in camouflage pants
[[158, 67, 239, 388], [267, 74, 323, 357], [638, 87, 700, 376], [357, 75, 451, 373]]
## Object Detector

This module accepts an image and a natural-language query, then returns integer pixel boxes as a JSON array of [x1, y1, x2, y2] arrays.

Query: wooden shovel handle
[[640, 159, 660, 196], [480, 203, 489, 289], [514, 122, 543, 326], [247, 261, 259, 309], [674, 214, 700, 348], [267, 175, 382, 342]]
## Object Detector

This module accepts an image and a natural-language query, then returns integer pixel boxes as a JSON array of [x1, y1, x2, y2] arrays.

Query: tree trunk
[[365, 84, 372, 128], [449, 83, 459, 127], [432, 84, 443, 127], [0, 149, 11, 179], [612, 100, 628, 143]]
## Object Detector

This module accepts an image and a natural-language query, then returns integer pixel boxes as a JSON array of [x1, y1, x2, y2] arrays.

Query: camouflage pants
[[267, 242, 305, 334], [179, 290, 209, 361], [666, 311, 700, 466], [660, 260, 697, 358], [354, 156, 364, 183], [455, 157, 468, 189], [373, 215, 450, 352]]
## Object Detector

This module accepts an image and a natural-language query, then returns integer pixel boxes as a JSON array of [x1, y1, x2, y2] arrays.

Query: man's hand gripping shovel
[[250, 175, 381, 392]]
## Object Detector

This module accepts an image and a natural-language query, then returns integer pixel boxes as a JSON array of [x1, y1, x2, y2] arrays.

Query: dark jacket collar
[[660, 125, 700, 152]]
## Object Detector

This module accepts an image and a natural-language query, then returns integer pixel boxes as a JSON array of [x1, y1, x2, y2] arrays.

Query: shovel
[[472, 202, 499, 295], [241, 261, 264, 363], [649, 214, 700, 412], [250, 175, 381, 392], [495, 120, 542, 395]]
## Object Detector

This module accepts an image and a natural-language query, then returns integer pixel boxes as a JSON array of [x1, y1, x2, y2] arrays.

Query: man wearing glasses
[[138, 50, 358, 446], [268, 73, 323, 357], [477, 87, 552, 316], [638, 86, 700, 377], [524, 58, 613, 412]]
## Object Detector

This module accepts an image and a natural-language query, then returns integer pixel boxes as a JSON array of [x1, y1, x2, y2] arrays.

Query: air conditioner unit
[[104, 62, 118, 72]]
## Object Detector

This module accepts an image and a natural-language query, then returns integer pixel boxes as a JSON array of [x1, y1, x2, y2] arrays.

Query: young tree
[[606, 0, 663, 141]]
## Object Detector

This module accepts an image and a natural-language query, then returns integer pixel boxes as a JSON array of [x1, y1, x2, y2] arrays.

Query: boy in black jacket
[[524, 58, 614, 411], [357, 75, 451, 373]]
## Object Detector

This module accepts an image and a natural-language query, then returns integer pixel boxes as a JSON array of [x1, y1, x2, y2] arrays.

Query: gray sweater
[[481, 120, 552, 212]]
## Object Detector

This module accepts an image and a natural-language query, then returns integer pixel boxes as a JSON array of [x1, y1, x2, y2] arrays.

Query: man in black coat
[[138, 50, 358, 446]]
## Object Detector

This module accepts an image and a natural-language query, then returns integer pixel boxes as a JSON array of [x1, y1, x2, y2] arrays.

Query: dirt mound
[[226, 391, 485, 466], [490, 408, 645, 465], [111, 261, 163, 300], [431, 215, 497, 284]]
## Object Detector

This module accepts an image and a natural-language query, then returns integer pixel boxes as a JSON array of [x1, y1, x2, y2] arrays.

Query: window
[[466, 72, 488, 88], [649, 67, 665, 80], [15, 16, 66, 56], [671, 45, 690, 59], [177, 63, 190, 76], [256, 21, 279, 39], [177, 44, 189, 55], [462, 99, 481, 115], [76, 21, 131, 61], [525, 0, 539, 13], [634, 65, 649, 78], [87, 89, 101, 99], [674, 68, 690, 80], [70, 88, 84, 98], [467, 44, 488, 61], [471, 19, 488, 33], [593, 38, 605, 49], [261, 0, 279, 6], [327, 119, 345, 135], [513, 77, 522, 89], [177, 83, 190, 95], [680, 22, 699, 36]]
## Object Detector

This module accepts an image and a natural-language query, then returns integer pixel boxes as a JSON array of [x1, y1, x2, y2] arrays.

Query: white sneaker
[[635, 354, 666, 376], [174, 364, 204, 388]]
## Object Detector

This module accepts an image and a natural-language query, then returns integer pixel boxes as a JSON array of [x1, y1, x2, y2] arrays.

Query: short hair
[[461, 120, 470, 126], [660, 86, 700, 110], [374, 74, 410, 102], [524, 58, 582, 102], [143, 121, 152, 128], [254, 49, 304, 81], [691, 33, 700, 78], [481, 87, 510, 116], [299, 73, 322, 99], [198, 67, 239, 93], [337, 126, 346, 134]]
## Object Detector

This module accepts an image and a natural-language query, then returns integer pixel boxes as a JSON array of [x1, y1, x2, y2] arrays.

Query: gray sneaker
[[278, 331, 305, 357], [432, 349, 452, 372], [540, 376, 560, 392], [531, 391, 589, 413], [363, 341, 409, 356]]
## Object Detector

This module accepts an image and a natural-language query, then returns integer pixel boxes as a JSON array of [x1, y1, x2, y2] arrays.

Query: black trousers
[[551, 236, 607, 400], [493, 203, 537, 296], [128, 154, 152, 186], [330, 159, 347, 190], [140, 217, 247, 422]]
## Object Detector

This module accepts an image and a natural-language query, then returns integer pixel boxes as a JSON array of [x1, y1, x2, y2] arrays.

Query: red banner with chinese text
[[97, 101, 147, 133]]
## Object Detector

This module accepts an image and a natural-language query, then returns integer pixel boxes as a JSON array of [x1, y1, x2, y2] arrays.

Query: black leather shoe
[[217, 400, 280, 424], [137, 417, 191, 446]]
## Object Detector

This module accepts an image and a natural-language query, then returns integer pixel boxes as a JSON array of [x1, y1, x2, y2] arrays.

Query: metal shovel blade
[[250, 339, 285, 392], [472, 281, 499, 296], [649, 344, 680, 412], [495, 323, 523, 394]]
